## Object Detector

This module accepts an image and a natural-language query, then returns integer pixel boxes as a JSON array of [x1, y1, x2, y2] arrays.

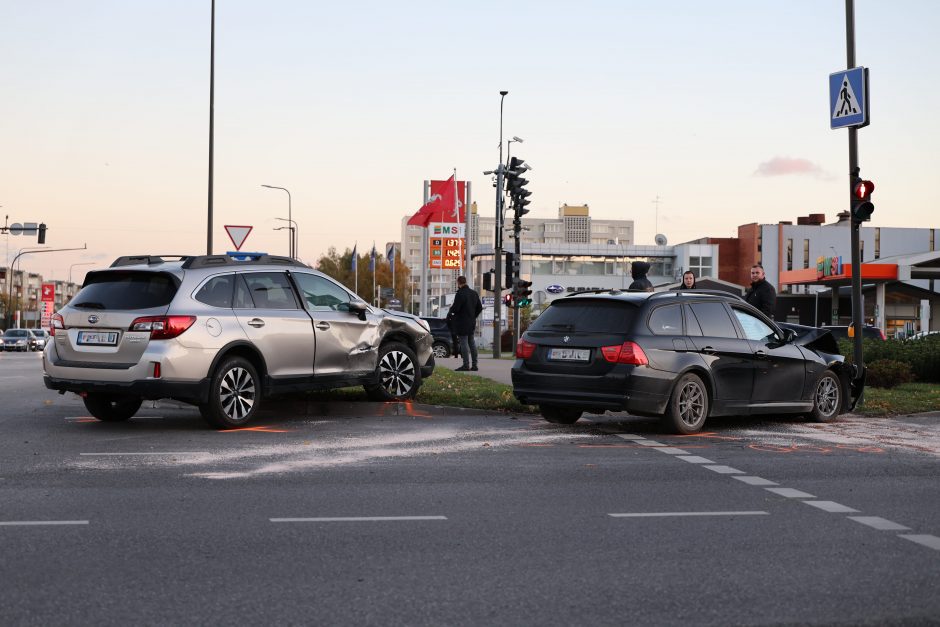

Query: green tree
[[316, 247, 411, 307]]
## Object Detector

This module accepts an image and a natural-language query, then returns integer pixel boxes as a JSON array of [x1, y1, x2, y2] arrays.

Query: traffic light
[[505, 252, 515, 289], [482, 271, 493, 292], [506, 156, 532, 219], [851, 178, 875, 223], [513, 279, 533, 307], [37, 223, 47, 244], [503, 292, 514, 309]]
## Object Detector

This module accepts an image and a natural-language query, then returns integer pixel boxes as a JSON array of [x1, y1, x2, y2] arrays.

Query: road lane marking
[[81, 452, 210, 456], [0, 521, 89, 526], [703, 465, 744, 474], [765, 487, 815, 498], [615, 435, 648, 441], [609, 511, 769, 518], [270, 516, 447, 523], [848, 516, 910, 531], [804, 501, 859, 513], [677, 455, 715, 464], [898, 534, 940, 551], [651, 447, 690, 455], [636, 440, 667, 447], [733, 476, 779, 486]]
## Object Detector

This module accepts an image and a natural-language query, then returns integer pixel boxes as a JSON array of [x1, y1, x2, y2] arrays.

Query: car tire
[[365, 342, 422, 401], [83, 394, 142, 422], [540, 405, 582, 424], [432, 341, 450, 359], [808, 369, 842, 423], [202, 356, 261, 429], [662, 372, 709, 434]]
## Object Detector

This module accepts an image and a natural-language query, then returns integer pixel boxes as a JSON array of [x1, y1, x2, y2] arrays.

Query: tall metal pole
[[845, 0, 865, 381], [420, 181, 429, 317], [493, 90, 508, 358], [207, 0, 215, 255], [263, 185, 293, 258]]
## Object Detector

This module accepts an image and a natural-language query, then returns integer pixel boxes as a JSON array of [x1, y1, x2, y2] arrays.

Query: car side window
[[688, 302, 738, 338], [648, 305, 683, 335], [291, 273, 352, 312], [237, 272, 300, 310], [732, 308, 777, 343], [684, 305, 703, 336], [194, 275, 234, 308]]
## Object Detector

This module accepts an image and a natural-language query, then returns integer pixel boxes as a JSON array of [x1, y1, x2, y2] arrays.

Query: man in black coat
[[745, 264, 777, 319], [447, 276, 483, 371], [628, 261, 654, 291]]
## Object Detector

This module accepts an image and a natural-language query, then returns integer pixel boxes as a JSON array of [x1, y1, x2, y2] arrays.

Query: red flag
[[407, 175, 463, 227]]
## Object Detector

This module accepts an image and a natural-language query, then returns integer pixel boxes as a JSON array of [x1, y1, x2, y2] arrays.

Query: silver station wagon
[[43, 254, 434, 428]]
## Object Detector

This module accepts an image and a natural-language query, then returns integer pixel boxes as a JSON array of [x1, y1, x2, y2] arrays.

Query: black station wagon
[[511, 289, 862, 434]]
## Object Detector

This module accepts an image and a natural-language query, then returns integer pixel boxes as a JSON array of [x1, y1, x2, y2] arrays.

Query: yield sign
[[224, 225, 253, 251]]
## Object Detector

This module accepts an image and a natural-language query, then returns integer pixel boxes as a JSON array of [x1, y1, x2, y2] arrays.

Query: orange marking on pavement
[[219, 426, 290, 433], [519, 443, 555, 447]]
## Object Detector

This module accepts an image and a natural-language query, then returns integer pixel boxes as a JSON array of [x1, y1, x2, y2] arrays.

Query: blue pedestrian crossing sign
[[829, 66, 869, 129]]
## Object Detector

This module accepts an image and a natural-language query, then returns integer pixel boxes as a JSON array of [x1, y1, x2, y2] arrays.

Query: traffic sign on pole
[[224, 225, 253, 251], [829, 66, 869, 129]]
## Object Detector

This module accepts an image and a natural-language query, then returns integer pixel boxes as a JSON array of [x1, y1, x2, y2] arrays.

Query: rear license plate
[[548, 347, 590, 362], [77, 331, 119, 346]]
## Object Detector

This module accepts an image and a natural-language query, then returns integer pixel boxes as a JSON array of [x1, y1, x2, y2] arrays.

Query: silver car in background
[[43, 254, 434, 428]]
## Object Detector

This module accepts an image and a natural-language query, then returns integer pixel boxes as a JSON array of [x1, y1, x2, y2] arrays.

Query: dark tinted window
[[684, 305, 703, 336], [648, 305, 683, 335], [73, 271, 178, 310], [194, 275, 234, 308], [238, 272, 300, 309], [528, 299, 636, 334], [688, 302, 738, 338]]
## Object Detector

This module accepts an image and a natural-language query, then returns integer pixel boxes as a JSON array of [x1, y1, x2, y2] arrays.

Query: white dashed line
[[733, 476, 779, 486], [651, 447, 690, 455], [677, 456, 715, 464], [848, 516, 910, 531], [765, 487, 815, 499], [80, 452, 210, 456], [609, 511, 769, 518], [703, 465, 744, 474], [636, 440, 667, 447], [898, 534, 940, 551], [804, 501, 859, 513], [0, 521, 89, 526], [615, 434, 647, 441], [270, 516, 448, 523]]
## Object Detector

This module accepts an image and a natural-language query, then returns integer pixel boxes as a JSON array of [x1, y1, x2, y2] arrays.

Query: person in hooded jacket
[[447, 275, 483, 371], [628, 261, 654, 291], [745, 264, 776, 319], [672, 271, 697, 290]]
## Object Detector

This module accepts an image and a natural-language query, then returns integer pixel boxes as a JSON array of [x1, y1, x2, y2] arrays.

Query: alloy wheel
[[678, 380, 706, 428], [815, 376, 840, 418], [219, 366, 256, 421], [432, 343, 448, 359], [380, 350, 416, 398]]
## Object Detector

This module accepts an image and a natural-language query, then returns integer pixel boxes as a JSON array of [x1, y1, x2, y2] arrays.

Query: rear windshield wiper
[[73, 301, 107, 309]]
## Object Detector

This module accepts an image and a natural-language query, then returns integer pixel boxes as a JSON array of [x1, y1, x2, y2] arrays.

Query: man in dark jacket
[[447, 276, 483, 371], [745, 264, 776, 319], [628, 261, 654, 291]]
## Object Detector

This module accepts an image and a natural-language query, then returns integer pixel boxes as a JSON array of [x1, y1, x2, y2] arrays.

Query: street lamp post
[[492, 90, 508, 358], [261, 185, 293, 258], [274, 217, 299, 259], [68, 262, 95, 286], [5, 245, 86, 328]]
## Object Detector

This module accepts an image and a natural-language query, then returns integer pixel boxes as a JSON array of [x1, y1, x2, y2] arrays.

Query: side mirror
[[782, 328, 796, 343], [347, 301, 368, 321]]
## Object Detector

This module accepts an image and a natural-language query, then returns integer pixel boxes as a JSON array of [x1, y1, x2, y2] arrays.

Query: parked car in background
[[2, 328, 31, 352], [512, 289, 861, 434], [908, 330, 939, 340], [820, 324, 886, 341], [421, 317, 455, 358], [43, 253, 435, 428], [29, 329, 50, 351]]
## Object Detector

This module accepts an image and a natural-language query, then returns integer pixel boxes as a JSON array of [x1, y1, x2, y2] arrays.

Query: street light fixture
[[274, 217, 299, 259], [68, 262, 95, 285], [261, 184, 293, 258]]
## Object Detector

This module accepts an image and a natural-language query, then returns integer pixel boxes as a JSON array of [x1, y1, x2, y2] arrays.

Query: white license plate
[[77, 331, 119, 346], [548, 347, 590, 362]]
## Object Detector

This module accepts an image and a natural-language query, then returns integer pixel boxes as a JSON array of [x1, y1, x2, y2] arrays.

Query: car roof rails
[[569, 288, 626, 296], [649, 289, 747, 302], [110, 255, 191, 268], [180, 253, 311, 270]]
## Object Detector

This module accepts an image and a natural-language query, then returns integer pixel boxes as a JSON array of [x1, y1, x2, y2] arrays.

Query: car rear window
[[73, 271, 179, 310], [529, 299, 636, 334]]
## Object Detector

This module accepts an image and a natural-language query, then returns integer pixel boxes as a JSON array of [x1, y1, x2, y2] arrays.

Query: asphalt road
[[2, 351, 938, 625]]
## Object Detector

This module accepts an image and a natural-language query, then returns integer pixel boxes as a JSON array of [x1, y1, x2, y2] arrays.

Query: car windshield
[[529, 299, 637, 334], [72, 271, 179, 310]]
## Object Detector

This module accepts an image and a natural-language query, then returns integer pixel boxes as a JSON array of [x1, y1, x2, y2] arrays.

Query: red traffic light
[[853, 180, 875, 199]]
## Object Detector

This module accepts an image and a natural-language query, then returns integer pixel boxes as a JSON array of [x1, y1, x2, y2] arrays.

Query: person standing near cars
[[447, 275, 483, 372], [628, 261, 654, 291], [745, 264, 776, 319], [673, 271, 697, 290]]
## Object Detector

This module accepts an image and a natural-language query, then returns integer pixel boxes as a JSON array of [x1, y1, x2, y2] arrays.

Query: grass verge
[[852, 383, 940, 417]]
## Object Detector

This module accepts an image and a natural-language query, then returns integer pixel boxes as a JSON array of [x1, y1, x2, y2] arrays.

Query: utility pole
[[845, 0, 865, 387], [491, 91, 508, 358]]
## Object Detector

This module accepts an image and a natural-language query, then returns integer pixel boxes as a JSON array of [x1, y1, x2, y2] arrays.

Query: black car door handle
[[699, 346, 717, 355], [755, 350, 767, 360]]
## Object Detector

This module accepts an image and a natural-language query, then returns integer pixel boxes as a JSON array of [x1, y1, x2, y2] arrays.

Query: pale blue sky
[[2, 1, 937, 281]]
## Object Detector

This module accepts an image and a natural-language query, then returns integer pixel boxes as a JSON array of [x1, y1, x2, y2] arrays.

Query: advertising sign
[[428, 222, 465, 270], [41, 282, 55, 330], [816, 255, 843, 280]]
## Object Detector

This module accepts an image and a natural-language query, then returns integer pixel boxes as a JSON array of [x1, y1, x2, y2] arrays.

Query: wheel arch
[[208, 341, 268, 387]]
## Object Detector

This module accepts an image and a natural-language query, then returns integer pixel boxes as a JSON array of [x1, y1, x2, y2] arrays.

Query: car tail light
[[50, 313, 65, 336], [516, 339, 536, 359], [130, 315, 196, 340], [600, 341, 649, 365]]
